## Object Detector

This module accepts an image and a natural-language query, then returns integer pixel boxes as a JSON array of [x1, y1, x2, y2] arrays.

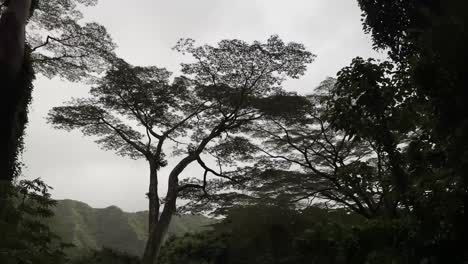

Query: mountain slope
[[47, 199, 214, 257]]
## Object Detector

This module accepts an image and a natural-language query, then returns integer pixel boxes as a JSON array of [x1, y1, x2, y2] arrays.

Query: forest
[[1, 0, 467, 263]]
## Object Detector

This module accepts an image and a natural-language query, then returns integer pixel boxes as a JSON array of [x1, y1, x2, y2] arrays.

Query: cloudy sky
[[22, 0, 384, 212]]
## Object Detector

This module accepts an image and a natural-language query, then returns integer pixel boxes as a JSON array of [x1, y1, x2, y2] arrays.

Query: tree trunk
[[0, 0, 32, 206], [141, 129, 221, 264], [147, 160, 159, 233], [141, 154, 198, 264], [141, 194, 176, 264], [0, 0, 31, 75]]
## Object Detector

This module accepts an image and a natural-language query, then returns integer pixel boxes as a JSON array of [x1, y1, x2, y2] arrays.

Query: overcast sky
[[22, 0, 384, 212]]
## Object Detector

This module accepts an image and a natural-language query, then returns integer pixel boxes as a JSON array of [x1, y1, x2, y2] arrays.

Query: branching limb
[[177, 170, 208, 196], [31, 35, 76, 52], [196, 156, 240, 184]]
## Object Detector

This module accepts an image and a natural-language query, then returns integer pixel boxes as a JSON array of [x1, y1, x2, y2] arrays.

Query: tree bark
[[147, 160, 159, 233], [141, 193, 176, 264], [141, 154, 199, 264], [0, 0, 31, 76], [0, 0, 33, 226], [0, 0, 32, 183]]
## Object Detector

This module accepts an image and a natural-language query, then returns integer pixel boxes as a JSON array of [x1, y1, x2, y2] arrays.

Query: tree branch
[[31, 35, 76, 52], [177, 170, 208, 196], [196, 156, 240, 183], [99, 117, 148, 156]]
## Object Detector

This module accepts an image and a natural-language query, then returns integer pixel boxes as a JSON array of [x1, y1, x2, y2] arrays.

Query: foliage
[[193, 77, 405, 218], [159, 232, 228, 264], [160, 204, 428, 264], [1, 47, 35, 180], [356, 0, 468, 261], [174, 35, 313, 94], [161, 203, 465, 263], [1, 0, 116, 80], [70, 248, 140, 264], [0, 178, 70, 264], [48, 58, 194, 162], [27, 0, 116, 81], [356, 0, 468, 185]]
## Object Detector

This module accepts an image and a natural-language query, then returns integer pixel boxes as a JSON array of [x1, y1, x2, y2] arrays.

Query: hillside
[[47, 200, 214, 257]]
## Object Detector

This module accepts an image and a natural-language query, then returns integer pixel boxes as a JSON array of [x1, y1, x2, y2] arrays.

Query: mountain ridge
[[47, 199, 214, 257]]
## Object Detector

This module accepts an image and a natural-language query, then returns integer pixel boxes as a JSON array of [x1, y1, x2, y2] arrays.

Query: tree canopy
[[27, 0, 116, 81], [48, 35, 314, 264]]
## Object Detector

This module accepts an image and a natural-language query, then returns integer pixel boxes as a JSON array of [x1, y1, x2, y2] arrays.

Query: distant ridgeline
[[47, 200, 214, 257]]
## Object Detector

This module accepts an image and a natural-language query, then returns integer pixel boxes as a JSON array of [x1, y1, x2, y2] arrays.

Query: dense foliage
[[159, 204, 415, 264], [355, 0, 468, 261], [175, 1, 468, 263], [26, 0, 116, 81], [0, 179, 70, 264], [70, 248, 140, 264]]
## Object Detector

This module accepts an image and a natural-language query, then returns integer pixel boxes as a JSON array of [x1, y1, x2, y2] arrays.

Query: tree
[[0, 0, 31, 76], [234, 78, 404, 218], [48, 36, 314, 264], [0, 0, 116, 186], [356, 1, 468, 261], [0, 0, 33, 188], [0, 178, 71, 264], [27, 0, 116, 81]]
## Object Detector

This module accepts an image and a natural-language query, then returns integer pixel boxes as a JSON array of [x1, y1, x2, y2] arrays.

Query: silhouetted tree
[[0, 0, 115, 186], [0, 0, 33, 190], [356, 0, 468, 261], [27, 0, 116, 81], [0, 178, 71, 264], [48, 36, 314, 264], [186, 75, 412, 219]]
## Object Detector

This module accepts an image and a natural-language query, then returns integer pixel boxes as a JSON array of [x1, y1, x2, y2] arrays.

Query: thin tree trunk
[[147, 160, 159, 233], [142, 193, 176, 264], [142, 159, 162, 264]]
